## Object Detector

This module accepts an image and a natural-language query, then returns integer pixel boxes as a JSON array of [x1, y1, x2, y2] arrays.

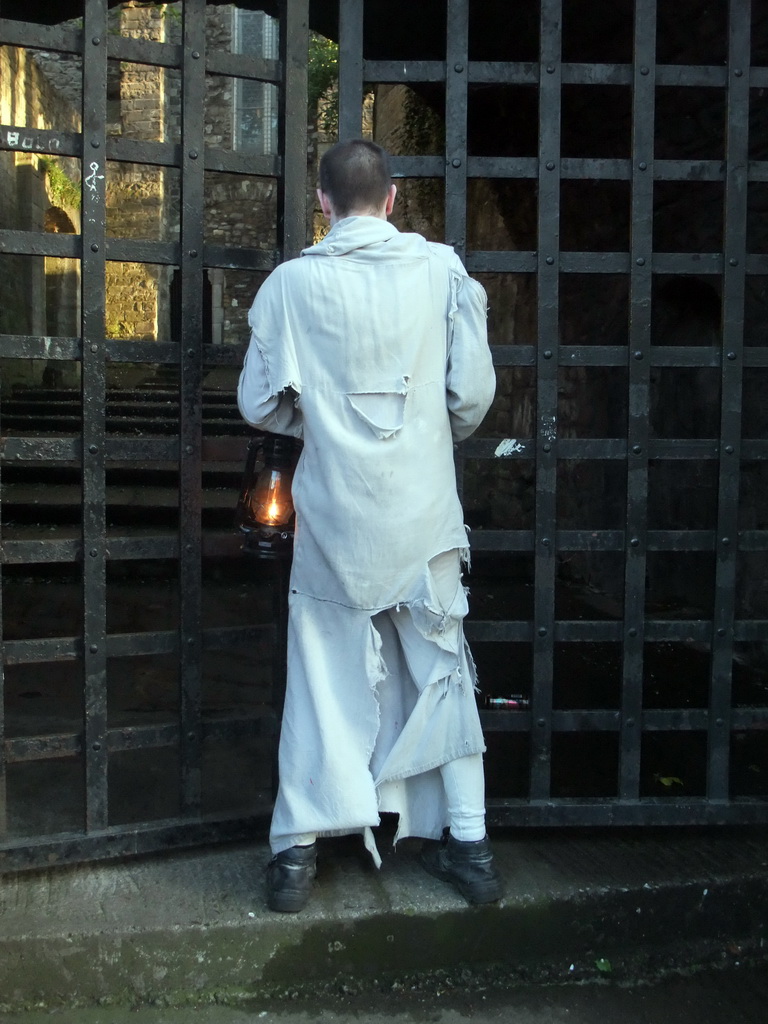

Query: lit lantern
[[236, 433, 299, 559]]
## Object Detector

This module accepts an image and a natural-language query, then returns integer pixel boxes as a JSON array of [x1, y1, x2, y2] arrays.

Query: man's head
[[317, 139, 396, 223]]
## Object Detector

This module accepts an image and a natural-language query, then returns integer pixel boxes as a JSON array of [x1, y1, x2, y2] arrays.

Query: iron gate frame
[[0, 0, 309, 870], [1, 0, 768, 873], [337, 0, 768, 827]]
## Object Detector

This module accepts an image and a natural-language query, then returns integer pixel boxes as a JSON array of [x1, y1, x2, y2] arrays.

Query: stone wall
[[0, 41, 82, 393]]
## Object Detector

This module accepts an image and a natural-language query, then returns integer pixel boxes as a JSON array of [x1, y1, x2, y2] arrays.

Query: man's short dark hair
[[318, 139, 392, 218]]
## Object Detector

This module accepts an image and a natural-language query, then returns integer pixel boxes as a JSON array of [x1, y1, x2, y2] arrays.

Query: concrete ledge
[[0, 828, 766, 1011]]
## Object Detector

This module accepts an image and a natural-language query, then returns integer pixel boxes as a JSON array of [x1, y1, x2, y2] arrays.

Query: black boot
[[266, 843, 317, 912], [420, 830, 503, 905]]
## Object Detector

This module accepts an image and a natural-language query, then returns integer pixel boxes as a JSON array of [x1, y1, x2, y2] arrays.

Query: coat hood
[[301, 216, 427, 261]]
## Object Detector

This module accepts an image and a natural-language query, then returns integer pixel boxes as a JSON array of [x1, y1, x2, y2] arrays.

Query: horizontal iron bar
[[2, 622, 273, 666], [655, 64, 728, 87], [467, 156, 539, 179], [5, 712, 278, 765], [561, 63, 632, 85], [655, 159, 725, 181], [388, 155, 444, 178], [0, 124, 81, 158], [205, 50, 281, 84], [486, 799, 768, 827], [363, 59, 446, 83], [481, 707, 768, 733], [0, 815, 272, 873], [468, 61, 539, 84], [107, 137, 181, 168], [107, 34, 182, 69], [465, 251, 537, 272], [0, 230, 79, 258], [0, 18, 81, 52]]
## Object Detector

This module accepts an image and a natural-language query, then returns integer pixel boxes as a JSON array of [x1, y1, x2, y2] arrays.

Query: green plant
[[308, 33, 339, 137], [38, 157, 81, 210]]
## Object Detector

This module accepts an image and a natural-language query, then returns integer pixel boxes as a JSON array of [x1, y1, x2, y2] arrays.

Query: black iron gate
[[0, 0, 309, 869], [332, 0, 768, 827], [1, 0, 767, 872]]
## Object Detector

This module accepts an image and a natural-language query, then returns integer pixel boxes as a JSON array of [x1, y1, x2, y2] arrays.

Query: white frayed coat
[[237, 216, 496, 860]]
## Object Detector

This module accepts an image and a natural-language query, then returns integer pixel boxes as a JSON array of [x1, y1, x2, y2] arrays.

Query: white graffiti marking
[[540, 415, 557, 442], [85, 161, 104, 196], [494, 438, 525, 457]]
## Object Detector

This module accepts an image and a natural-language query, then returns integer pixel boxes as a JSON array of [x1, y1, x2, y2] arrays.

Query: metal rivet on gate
[[451, 158, 462, 168], [537, 718, 546, 727], [638, 161, 647, 170], [722, 537, 730, 546], [727, 351, 737, 360], [189, 150, 198, 160], [186, 445, 193, 454], [454, 63, 464, 73], [188, 637, 195, 645], [716, 717, 724, 726], [188, 731, 196, 741], [626, 717, 635, 726], [91, 343, 98, 353], [186, 544, 193, 553], [542, 538, 550, 547], [545, 160, 555, 170], [91, 243, 99, 252], [640, 66, 649, 75], [546, 64, 555, 73], [91, 139, 100, 148], [192, 50, 201, 59], [538, 627, 547, 636], [187, 348, 195, 357], [632, 444, 642, 455], [92, 742, 101, 751], [90, 644, 98, 653], [543, 443, 551, 452], [546, 256, 554, 265], [634, 350, 643, 360], [717, 628, 726, 637], [188, 249, 198, 258], [543, 349, 553, 359], [636, 257, 645, 266], [628, 628, 637, 638], [89, 444, 98, 454], [725, 444, 734, 454], [734, 68, 743, 77], [729, 257, 738, 266], [92, 36, 101, 45], [630, 537, 639, 547], [90, 548, 98, 557]]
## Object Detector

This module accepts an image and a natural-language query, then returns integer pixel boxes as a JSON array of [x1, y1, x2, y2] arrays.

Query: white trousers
[[270, 550, 487, 857]]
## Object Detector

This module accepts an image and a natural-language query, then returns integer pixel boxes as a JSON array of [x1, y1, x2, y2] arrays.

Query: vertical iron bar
[[445, 0, 468, 264], [81, 0, 109, 832], [445, 0, 469, 500], [0, 377, 5, 835], [279, 0, 309, 259], [530, 0, 562, 802], [709, 0, 750, 801], [621, 0, 656, 800], [338, 0, 364, 141], [272, 0, 308, 799], [178, 0, 206, 816]]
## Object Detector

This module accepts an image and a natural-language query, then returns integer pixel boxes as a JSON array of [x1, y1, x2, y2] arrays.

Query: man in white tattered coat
[[238, 139, 501, 912]]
